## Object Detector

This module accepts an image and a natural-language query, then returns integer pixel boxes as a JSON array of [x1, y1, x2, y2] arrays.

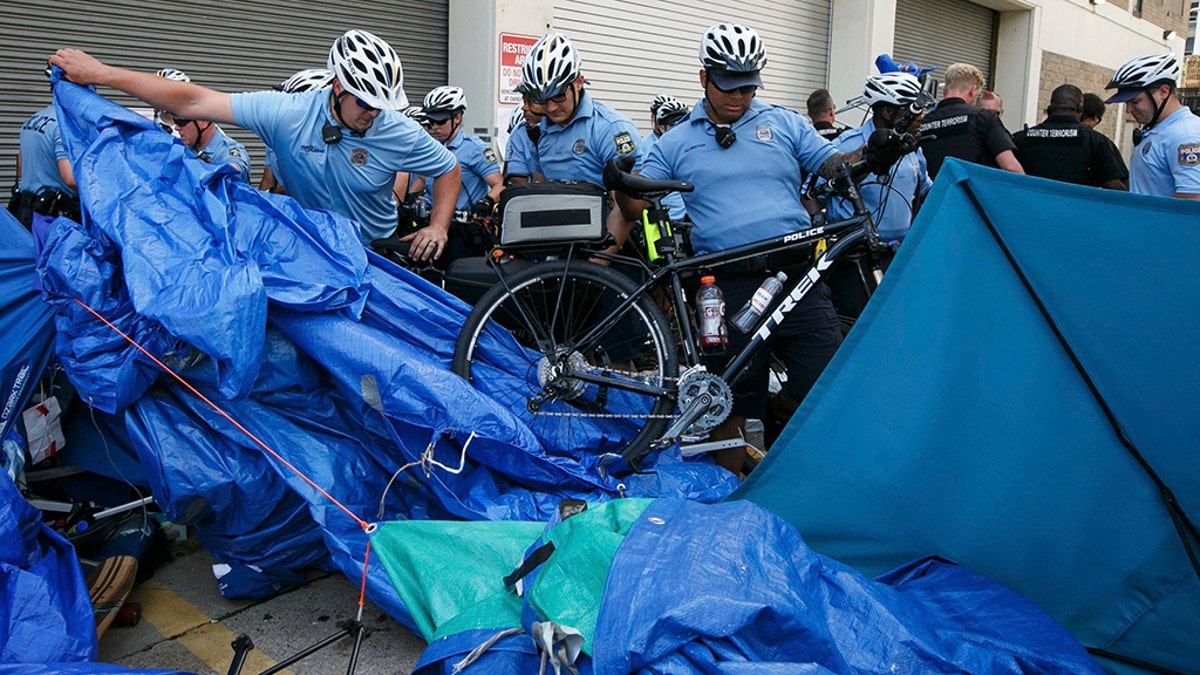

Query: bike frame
[[486, 163, 880, 402]]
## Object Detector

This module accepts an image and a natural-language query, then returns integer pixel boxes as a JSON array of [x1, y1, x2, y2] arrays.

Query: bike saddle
[[603, 157, 694, 199]]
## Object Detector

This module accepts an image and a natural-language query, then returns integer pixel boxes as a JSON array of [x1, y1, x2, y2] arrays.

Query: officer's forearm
[[818, 148, 864, 179], [428, 164, 462, 231]]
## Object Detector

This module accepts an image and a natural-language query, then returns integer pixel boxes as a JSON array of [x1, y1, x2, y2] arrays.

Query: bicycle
[[449, 151, 898, 468]]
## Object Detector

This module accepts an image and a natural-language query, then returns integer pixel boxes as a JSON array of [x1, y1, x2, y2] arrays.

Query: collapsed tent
[[29, 74, 735, 627], [372, 498, 1103, 673], [738, 159, 1200, 673]]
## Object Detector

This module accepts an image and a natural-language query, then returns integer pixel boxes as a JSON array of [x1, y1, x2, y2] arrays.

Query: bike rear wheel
[[452, 260, 678, 460]]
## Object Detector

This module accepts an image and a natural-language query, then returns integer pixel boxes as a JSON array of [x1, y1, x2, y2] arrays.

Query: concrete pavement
[[100, 539, 426, 674]]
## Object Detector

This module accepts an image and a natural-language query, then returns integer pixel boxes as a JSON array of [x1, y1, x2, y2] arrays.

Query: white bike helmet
[[698, 23, 767, 73], [423, 86, 467, 116], [1105, 53, 1179, 100], [156, 68, 191, 83], [507, 106, 526, 134], [279, 68, 335, 93], [655, 97, 690, 126], [521, 33, 581, 102], [649, 93, 672, 116], [327, 29, 407, 109], [862, 72, 922, 107], [401, 106, 429, 125]]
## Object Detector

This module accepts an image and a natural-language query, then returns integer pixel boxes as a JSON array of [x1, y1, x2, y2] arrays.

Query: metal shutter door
[[552, 0, 831, 135], [0, 1, 447, 188], [893, 0, 997, 86]]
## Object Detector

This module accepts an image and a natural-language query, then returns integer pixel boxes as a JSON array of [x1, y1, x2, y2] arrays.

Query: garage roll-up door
[[894, 0, 997, 87], [0, 1, 448, 188], [553, 0, 831, 135]]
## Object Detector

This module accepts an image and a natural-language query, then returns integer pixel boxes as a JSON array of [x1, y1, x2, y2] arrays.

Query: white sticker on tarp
[[22, 395, 65, 465]]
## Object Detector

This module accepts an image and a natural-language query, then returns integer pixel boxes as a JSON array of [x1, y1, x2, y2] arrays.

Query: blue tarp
[[738, 159, 1200, 673], [36, 73, 734, 621], [0, 470, 94, 664], [0, 210, 56, 465], [389, 499, 1101, 673]]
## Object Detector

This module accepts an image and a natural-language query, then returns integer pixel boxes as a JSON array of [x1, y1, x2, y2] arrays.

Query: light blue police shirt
[[635, 130, 687, 222], [19, 105, 75, 196], [639, 98, 838, 255], [827, 118, 931, 242], [505, 121, 541, 178], [231, 89, 458, 243], [536, 91, 641, 184], [197, 126, 251, 182], [445, 130, 499, 209], [1130, 106, 1200, 197]]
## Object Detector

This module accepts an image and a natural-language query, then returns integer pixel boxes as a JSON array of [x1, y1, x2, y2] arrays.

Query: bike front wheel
[[452, 260, 678, 460]]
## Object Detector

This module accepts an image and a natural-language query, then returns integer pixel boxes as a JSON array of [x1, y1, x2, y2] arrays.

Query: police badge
[[1178, 143, 1200, 166], [613, 132, 634, 155], [755, 125, 773, 141], [350, 148, 368, 166], [572, 138, 587, 155]]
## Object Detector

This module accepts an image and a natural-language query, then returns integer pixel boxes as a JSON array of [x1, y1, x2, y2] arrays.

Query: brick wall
[[1135, 0, 1190, 36], [1037, 50, 1120, 141]]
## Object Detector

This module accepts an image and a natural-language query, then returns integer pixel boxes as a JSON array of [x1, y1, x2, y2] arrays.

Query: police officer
[[50, 30, 462, 259], [503, 100, 543, 185], [156, 71, 251, 183], [1012, 84, 1127, 190], [1105, 53, 1200, 199], [519, 32, 644, 246], [422, 86, 501, 212], [422, 85, 502, 264], [638, 23, 895, 474], [12, 100, 77, 228], [918, 63, 1023, 178], [635, 97, 690, 222], [806, 88, 849, 141], [827, 72, 932, 244]]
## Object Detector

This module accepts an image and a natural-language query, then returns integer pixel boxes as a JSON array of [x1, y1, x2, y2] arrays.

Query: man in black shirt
[[1012, 84, 1128, 189], [919, 63, 1023, 178], [806, 88, 849, 141]]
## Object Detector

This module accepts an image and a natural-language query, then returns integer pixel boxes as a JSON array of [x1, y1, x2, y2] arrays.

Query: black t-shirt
[[1012, 114, 1128, 187], [813, 120, 849, 142], [918, 97, 1016, 178]]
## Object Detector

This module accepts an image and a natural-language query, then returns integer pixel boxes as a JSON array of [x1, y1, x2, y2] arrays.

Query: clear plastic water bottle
[[695, 276, 727, 348], [731, 271, 788, 333]]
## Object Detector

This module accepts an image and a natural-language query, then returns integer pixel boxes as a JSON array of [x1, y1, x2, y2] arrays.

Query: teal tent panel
[[736, 160, 1199, 672], [961, 170, 1200, 523]]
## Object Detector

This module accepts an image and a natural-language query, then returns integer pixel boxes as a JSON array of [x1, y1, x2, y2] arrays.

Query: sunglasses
[[428, 117, 453, 127], [338, 91, 378, 112], [527, 87, 572, 106], [710, 82, 758, 95]]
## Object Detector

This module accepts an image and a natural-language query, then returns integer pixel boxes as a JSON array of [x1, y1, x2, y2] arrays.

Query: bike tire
[[452, 260, 678, 460]]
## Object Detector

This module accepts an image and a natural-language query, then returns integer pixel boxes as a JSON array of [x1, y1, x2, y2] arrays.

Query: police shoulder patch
[[613, 131, 635, 155], [1178, 143, 1200, 166], [483, 148, 498, 164], [228, 147, 243, 158]]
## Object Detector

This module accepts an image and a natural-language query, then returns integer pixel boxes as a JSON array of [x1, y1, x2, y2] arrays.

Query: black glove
[[864, 129, 906, 176], [470, 196, 495, 218]]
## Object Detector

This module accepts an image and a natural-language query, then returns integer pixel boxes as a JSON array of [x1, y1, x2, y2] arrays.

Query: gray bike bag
[[499, 180, 609, 246]]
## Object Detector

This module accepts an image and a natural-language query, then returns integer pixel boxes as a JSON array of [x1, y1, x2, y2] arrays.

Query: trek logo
[[782, 226, 823, 244]]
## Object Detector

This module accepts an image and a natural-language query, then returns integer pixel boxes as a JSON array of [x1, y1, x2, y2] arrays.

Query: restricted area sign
[[499, 33, 540, 104]]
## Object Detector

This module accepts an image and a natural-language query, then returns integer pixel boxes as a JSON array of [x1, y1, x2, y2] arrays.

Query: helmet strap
[[1146, 85, 1171, 130], [188, 121, 213, 152]]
